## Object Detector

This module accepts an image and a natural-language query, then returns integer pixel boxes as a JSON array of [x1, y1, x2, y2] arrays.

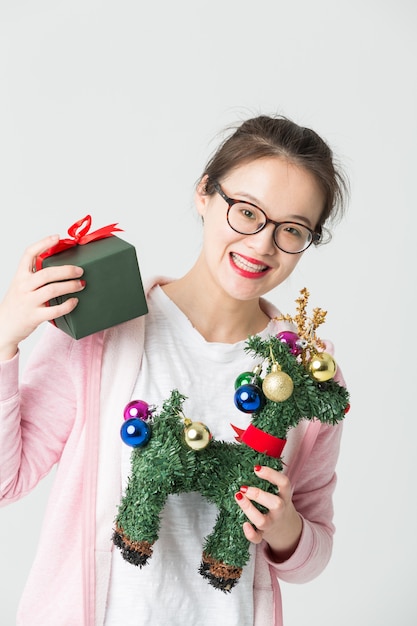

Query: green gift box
[[38, 217, 148, 339]]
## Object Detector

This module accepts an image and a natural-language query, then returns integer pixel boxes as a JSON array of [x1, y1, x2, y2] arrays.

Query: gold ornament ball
[[183, 421, 212, 450], [262, 371, 294, 402], [308, 352, 337, 382]]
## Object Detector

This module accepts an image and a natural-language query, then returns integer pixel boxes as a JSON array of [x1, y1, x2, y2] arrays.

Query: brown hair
[[200, 115, 349, 242]]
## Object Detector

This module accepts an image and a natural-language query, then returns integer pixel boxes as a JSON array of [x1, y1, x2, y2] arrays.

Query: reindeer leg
[[199, 507, 250, 592], [112, 523, 155, 567], [113, 451, 170, 567]]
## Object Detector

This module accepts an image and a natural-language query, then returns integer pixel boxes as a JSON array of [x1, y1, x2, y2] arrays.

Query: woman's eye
[[239, 207, 256, 220], [284, 225, 303, 238]]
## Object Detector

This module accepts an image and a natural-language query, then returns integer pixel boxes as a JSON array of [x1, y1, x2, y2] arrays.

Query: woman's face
[[195, 156, 325, 302]]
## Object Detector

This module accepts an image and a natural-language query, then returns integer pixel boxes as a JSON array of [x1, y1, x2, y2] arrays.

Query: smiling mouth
[[230, 252, 270, 274]]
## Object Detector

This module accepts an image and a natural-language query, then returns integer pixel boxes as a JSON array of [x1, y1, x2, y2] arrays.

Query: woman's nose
[[246, 223, 276, 254]]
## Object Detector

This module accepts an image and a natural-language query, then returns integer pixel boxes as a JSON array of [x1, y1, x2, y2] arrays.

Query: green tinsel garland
[[112, 328, 350, 592]]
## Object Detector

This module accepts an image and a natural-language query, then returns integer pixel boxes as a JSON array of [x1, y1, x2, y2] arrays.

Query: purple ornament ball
[[277, 331, 302, 355], [123, 399, 150, 421]]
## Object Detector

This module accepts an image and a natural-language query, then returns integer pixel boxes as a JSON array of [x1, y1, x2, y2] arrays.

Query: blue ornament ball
[[234, 383, 265, 413], [120, 418, 151, 447]]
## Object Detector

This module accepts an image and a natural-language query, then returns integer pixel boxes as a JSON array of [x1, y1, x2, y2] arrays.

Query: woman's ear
[[195, 175, 210, 217]]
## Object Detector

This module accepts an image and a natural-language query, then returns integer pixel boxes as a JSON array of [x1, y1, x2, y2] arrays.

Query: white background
[[0, 1, 416, 624]]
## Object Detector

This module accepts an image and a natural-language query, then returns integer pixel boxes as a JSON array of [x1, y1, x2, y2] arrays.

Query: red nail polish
[[254, 465, 262, 472], [240, 485, 248, 493], [80, 280, 86, 288], [235, 492, 244, 501]]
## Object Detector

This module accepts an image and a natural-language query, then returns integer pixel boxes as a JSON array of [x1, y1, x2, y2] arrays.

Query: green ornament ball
[[234, 371, 262, 389]]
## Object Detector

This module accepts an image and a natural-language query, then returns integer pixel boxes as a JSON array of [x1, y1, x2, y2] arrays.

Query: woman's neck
[[161, 269, 271, 344]]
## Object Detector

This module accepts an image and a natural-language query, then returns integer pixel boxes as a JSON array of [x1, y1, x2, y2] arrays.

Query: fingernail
[[254, 465, 262, 472], [80, 280, 86, 288], [235, 492, 244, 501], [240, 485, 248, 493]]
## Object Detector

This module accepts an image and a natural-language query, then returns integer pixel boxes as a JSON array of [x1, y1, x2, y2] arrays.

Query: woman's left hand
[[234, 465, 303, 562]]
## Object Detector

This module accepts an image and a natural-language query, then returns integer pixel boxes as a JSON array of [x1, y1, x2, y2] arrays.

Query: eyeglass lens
[[227, 203, 313, 254]]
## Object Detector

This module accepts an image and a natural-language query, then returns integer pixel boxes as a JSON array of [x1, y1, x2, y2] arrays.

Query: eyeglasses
[[213, 182, 321, 254]]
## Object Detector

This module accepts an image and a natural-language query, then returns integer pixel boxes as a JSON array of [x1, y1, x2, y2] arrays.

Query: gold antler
[[275, 288, 327, 352]]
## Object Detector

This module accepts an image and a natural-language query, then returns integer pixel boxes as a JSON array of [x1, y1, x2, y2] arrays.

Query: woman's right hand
[[0, 235, 86, 361]]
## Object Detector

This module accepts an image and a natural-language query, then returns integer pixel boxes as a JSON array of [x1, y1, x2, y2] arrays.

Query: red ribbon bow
[[231, 423, 286, 458], [35, 215, 123, 271]]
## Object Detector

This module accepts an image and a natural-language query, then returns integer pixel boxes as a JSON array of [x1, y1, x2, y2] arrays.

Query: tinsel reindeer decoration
[[112, 289, 350, 592]]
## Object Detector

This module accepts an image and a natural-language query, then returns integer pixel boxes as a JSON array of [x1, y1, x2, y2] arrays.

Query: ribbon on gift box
[[35, 214, 123, 271], [230, 423, 286, 458]]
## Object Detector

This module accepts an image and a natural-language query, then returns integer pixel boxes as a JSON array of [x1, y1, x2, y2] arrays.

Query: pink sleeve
[[264, 418, 344, 583], [0, 325, 78, 503]]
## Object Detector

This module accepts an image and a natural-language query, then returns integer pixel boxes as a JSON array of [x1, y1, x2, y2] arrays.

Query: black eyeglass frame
[[213, 182, 321, 254]]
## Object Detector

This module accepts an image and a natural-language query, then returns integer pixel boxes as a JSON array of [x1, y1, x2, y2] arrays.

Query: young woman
[[0, 115, 348, 625]]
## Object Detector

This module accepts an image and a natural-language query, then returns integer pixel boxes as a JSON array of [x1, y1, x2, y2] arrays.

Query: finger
[[33, 277, 86, 307], [240, 485, 280, 509], [18, 235, 60, 273], [31, 264, 84, 291], [235, 491, 275, 532], [43, 297, 80, 322], [242, 521, 263, 544], [254, 465, 293, 501]]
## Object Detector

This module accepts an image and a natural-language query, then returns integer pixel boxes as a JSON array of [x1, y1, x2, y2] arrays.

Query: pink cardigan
[[0, 279, 344, 625]]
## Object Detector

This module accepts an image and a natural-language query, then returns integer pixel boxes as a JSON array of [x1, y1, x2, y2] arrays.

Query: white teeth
[[231, 253, 268, 273]]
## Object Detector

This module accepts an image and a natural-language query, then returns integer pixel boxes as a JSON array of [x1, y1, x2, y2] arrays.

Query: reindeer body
[[113, 335, 349, 592]]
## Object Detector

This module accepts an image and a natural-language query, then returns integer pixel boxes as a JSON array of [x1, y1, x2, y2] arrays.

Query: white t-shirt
[[105, 286, 276, 626]]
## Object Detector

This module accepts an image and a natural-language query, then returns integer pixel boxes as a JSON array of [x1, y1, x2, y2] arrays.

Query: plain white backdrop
[[0, 1, 416, 624]]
